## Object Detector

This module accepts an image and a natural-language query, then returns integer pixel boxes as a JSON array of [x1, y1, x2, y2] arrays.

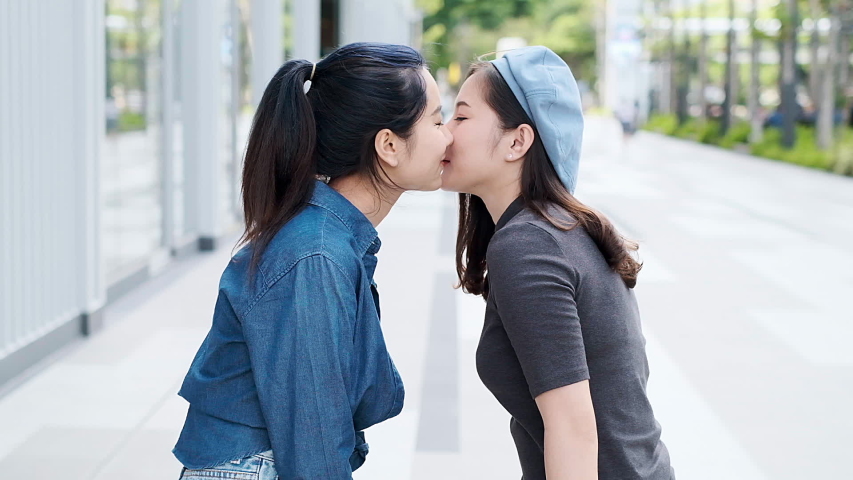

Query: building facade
[[0, 0, 417, 390]]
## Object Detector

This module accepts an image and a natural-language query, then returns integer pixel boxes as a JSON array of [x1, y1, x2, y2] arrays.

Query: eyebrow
[[456, 101, 471, 108]]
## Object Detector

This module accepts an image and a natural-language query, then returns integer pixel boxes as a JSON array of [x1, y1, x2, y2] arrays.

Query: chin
[[439, 179, 461, 193], [425, 179, 443, 192], [413, 176, 443, 192], [439, 171, 462, 193]]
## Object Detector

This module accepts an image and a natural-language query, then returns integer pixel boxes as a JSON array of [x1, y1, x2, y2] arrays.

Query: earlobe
[[509, 124, 535, 160]]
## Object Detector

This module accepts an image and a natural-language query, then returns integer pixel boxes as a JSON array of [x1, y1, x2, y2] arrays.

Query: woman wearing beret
[[440, 46, 674, 479]]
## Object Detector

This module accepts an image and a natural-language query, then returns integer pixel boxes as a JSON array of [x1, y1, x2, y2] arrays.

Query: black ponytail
[[240, 60, 317, 273]]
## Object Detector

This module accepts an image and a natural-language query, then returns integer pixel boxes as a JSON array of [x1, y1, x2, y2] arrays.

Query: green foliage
[[718, 121, 751, 149], [698, 120, 722, 145], [642, 114, 679, 136], [667, 118, 721, 144], [832, 129, 853, 176], [674, 119, 701, 140], [117, 111, 146, 132], [645, 114, 852, 176], [421, 0, 597, 82], [750, 127, 833, 170]]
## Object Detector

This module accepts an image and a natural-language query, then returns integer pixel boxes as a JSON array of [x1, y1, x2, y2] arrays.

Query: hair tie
[[304, 63, 317, 94]]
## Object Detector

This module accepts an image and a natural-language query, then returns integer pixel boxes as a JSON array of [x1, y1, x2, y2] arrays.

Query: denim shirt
[[173, 181, 405, 479]]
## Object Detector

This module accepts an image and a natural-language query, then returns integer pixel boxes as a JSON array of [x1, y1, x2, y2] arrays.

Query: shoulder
[[488, 208, 566, 263], [225, 205, 362, 292], [487, 205, 597, 283]]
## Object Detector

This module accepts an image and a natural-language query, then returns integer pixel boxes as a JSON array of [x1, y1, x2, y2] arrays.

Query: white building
[[0, 0, 418, 390], [601, 0, 651, 118]]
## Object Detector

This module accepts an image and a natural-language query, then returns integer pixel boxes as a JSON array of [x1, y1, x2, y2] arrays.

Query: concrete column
[[181, 0, 224, 249], [73, 0, 107, 332], [293, 0, 321, 61], [251, 0, 284, 106], [340, 0, 415, 46]]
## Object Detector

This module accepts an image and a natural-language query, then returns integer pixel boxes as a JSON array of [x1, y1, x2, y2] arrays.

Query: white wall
[[339, 0, 418, 47], [0, 0, 105, 364]]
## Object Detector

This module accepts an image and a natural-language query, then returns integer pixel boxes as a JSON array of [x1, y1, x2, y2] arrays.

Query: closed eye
[[454, 117, 467, 122]]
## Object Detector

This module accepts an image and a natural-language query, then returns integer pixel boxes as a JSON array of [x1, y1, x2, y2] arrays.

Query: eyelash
[[454, 117, 467, 122]]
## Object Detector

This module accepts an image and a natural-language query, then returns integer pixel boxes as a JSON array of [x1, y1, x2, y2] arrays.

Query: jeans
[[180, 451, 278, 480]]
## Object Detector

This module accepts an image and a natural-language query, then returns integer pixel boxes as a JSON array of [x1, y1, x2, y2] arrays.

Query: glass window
[[219, 1, 239, 227], [103, 0, 164, 282], [168, 0, 186, 242]]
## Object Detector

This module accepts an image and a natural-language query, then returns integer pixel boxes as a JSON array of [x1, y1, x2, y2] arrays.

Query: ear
[[505, 124, 535, 163], [374, 128, 402, 168]]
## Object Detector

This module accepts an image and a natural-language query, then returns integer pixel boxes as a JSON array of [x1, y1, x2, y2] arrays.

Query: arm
[[536, 381, 598, 480], [242, 254, 360, 479], [488, 223, 598, 479]]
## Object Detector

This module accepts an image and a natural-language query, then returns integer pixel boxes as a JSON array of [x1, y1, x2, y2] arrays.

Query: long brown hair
[[456, 63, 641, 298]]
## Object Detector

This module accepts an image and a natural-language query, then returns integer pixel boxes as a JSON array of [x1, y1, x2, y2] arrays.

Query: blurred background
[[0, 0, 851, 478]]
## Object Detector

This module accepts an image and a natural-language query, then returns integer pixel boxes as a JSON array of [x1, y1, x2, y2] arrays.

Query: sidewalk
[[0, 117, 850, 479]]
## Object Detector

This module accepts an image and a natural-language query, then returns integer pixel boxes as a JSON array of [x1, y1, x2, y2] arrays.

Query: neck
[[329, 174, 402, 227], [474, 176, 522, 225]]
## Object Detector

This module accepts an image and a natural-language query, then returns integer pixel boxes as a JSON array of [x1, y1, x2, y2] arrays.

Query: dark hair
[[456, 63, 642, 297], [239, 42, 428, 271]]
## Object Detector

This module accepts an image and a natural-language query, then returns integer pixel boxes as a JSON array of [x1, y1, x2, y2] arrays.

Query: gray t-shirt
[[477, 197, 673, 480]]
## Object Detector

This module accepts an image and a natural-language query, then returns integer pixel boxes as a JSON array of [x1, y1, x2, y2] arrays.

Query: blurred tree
[[843, 0, 853, 126], [529, 0, 597, 80], [420, 0, 597, 84], [816, 1, 840, 149], [749, 0, 764, 143], [721, 0, 736, 134], [668, 0, 677, 114], [807, 0, 822, 106], [698, 0, 709, 123], [420, 0, 533, 69], [779, 0, 799, 148]]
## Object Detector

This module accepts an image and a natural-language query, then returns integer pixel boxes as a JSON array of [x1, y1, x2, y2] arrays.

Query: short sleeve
[[487, 222, 589, 398]]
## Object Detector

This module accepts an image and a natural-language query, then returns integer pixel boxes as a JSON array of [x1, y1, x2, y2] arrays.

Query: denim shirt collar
[[307, 180, 381, 258]]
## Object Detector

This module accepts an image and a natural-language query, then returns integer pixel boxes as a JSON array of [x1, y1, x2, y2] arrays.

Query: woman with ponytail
[[442, 47, 673, 479], [173, 43, 452, 479]]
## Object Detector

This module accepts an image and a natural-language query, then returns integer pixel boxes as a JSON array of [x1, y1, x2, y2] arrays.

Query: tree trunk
[[808, 0, 822, 108], [677, 0, 690, 125], [841, 0, 852, 126], [669, 0, 678, 116], [817, 9, 839, 150], [698, 0, 708, 123], [781, 0, 799, 148], [722, 0, 736, 133], [749, 0, 764, 143]]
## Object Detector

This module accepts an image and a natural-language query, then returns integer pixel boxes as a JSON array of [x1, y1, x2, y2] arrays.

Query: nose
[[446, 119, 458, 134], [442, 124, 454, 146]]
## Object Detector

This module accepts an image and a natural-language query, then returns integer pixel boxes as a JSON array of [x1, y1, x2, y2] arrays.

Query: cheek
[[452, 123, 488, 165]]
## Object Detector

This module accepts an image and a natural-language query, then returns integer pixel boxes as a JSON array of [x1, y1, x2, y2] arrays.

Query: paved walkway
[[0, 117, 850, 479]]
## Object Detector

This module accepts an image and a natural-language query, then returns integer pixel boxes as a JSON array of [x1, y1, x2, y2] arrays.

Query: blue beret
[[491, 46, 584, 194]]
